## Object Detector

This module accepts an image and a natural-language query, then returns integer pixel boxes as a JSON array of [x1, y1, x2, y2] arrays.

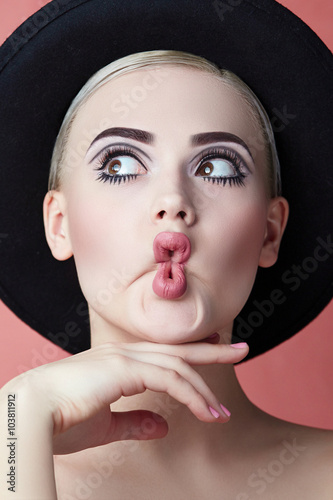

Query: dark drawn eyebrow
[[87, 127, 253, 160], [191, 132, 253, 160], [87, 127, 153, 154]]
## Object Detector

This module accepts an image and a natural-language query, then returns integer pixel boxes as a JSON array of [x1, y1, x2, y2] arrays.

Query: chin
[[124, 283, 218, 344]]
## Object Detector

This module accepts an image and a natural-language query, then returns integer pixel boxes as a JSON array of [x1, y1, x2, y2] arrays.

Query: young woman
[[0, 1, 332, 498]]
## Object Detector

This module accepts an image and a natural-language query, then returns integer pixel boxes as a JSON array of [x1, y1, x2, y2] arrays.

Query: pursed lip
[[152, 232, 191, 299], [153, 231, 191, 264]]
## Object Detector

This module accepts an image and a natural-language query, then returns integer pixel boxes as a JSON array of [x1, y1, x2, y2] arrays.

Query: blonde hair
[[49, 50, 281, 197]]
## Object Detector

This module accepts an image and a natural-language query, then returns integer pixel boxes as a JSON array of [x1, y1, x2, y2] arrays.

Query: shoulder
[[277, 422, 333, 497], [304, 426, 333, 470], [294, 424, 333, 459], [252, 413, 333, 498], [303, 427, 333, 498]]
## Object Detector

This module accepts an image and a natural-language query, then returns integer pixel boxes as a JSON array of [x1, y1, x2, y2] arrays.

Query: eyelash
[[94, 146, 144, 184], [94, 146, 248, 186], [196, 148, 248, 187]]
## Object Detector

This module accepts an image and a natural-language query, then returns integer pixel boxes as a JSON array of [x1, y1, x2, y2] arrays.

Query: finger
[[53, 409, 168, 454], [62, 351, 230, 423], [108, 410, 168, 443], [112, 349, 225, 418], [116, 357, 229, 422], [115, 341, 249, 365], [49, 350, 230, 436]]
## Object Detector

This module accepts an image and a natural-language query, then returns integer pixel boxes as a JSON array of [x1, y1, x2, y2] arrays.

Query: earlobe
[[259, 196, 289, 268], [43, 190, 73, 261]]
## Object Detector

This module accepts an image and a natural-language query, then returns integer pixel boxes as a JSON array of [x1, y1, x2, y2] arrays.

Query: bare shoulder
[[240, 410, 333, 499], [297, 425, 333, 497], [290, 423, 333, 460], [270, 419, 333, 497], [301, 425, 333, 470]]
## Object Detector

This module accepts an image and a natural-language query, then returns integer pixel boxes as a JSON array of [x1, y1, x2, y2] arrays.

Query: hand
[[19, 339, 248, 454]]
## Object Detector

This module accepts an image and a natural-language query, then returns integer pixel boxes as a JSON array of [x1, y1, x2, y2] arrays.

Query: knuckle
[[93, 343, 123, 359], [171, 355, 186, 370], [166, 368, 182, 382], [109, 352, 131, 369]]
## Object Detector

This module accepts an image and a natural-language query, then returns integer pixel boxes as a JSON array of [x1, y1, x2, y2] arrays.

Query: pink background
[[0, 0, 332, 429]]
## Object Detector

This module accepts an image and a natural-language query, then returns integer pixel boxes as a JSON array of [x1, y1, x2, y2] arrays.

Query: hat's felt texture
[[0, 0, 332, 359]]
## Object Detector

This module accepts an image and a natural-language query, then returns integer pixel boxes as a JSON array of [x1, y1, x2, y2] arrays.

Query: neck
[[88, 312, 263, 462], [106, 359, 262, 471]]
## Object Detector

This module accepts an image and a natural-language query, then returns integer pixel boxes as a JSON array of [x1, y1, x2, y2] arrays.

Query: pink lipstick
[[153, 232, 191, 299], [152, 232, 191, 300]]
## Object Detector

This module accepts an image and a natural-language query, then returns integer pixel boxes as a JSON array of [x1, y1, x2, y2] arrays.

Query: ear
[[43, 190, 73, 261], [259, 196, 289, 268]]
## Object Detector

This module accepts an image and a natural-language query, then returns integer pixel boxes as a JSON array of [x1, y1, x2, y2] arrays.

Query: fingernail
[[209, 406, 220, 419], [220, 404, 231, 417], [230, 342, 248, 349]]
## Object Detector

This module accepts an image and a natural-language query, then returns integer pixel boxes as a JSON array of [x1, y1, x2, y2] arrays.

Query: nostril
[[157, 210, 187, 220]]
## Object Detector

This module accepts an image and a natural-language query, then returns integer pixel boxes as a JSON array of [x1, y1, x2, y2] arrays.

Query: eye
[[94, 146, 147, 184], [104, 155, 146, 176], [195, 148, 248, 187], [196, 159, 235, 178]]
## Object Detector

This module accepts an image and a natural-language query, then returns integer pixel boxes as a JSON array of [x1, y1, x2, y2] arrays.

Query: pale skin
[[0, 66, 332, 499]]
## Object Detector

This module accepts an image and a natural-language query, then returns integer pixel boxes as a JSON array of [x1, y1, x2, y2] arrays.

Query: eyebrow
[[87, 127, 253, 160], [87, 127, 153, 153], [191, 131, 253, 159]]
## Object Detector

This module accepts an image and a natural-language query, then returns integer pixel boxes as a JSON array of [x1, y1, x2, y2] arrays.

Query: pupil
[[108, 159, 121, 174], [203, 162, 213, 175]]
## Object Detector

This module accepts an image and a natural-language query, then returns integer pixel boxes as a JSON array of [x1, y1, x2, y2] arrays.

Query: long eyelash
[[202, 176, 245, 187], [94, 146, 143, 185], [94, 146, 248, 186], [97, 172, 139, 184], [197, 147, 248, 186], [95, 146, 139, 172]]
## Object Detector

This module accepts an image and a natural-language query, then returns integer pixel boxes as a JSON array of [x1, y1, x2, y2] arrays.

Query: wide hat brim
[[0, 0, 332, 360]]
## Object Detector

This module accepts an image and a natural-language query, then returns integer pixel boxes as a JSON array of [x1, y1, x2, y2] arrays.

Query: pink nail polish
[[230, 342, 248, 349], [220, 404, 231, 417], [209, 406, 220, 419]]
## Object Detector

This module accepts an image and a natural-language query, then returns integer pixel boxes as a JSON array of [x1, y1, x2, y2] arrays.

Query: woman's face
[[58, 66, 275, 345]]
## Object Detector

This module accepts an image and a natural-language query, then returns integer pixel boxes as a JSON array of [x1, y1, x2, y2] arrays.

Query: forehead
[[69, 65, 261, 151]]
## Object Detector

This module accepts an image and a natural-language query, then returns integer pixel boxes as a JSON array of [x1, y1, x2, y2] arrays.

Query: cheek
[[65, 186, 137, 300], [201, 194, 268, 313]]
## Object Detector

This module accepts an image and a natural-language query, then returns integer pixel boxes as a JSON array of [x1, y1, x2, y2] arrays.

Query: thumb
[[108, 410, 169, 443], [53, 408, 168, 454]]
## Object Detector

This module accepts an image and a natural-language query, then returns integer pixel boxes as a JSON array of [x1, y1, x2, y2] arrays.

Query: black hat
[[0, 0, 332, 360]]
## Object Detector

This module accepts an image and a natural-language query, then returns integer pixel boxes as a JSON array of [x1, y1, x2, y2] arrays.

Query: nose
[[150, 180, 196, 226]]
